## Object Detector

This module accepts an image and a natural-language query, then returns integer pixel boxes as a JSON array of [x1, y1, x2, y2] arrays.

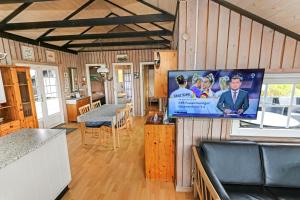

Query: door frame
[[140, 62, 155, 116], [16, 63, 64, 128], [85, 64, 109, 104], [112, 62, 135, 114]]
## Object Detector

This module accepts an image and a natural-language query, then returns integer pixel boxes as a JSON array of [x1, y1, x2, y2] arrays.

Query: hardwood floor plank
[[62, 118, 192, 200]]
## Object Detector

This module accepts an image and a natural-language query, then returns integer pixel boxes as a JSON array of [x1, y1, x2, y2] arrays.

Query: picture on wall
[[168, 69, 265, 119]]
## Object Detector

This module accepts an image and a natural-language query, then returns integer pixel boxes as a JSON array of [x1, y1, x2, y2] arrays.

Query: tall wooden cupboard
[[0, 66, 38, 136], [154, 50, 178, 98]]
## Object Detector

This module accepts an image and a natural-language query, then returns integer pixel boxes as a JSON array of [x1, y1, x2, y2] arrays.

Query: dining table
[[77, 104, 126, 150]]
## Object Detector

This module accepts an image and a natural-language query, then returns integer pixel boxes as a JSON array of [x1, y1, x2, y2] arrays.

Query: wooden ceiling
[[0, 0, 178, 53], [225, 0, 300, 35], [1, 0, 299, 54]]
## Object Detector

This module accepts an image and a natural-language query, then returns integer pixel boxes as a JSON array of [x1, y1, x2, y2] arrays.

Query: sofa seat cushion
[[261, 144, 300, 188], [224, 185, 276, 200], [267, 187, 300, 200], [201, 141, 264, 185]]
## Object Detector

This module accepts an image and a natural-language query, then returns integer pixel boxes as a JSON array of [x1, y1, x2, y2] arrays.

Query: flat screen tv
[[168, 69, 265, 119]]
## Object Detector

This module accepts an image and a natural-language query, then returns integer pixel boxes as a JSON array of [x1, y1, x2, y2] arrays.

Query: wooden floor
[[62, 117, 192, 200]]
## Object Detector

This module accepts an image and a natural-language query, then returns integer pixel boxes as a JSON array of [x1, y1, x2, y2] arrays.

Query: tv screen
[[168, 69, 265, 119]]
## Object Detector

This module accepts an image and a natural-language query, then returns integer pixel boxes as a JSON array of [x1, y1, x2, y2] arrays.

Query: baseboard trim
[[176, 185, 192, 192], [55, 186, 69, 200]]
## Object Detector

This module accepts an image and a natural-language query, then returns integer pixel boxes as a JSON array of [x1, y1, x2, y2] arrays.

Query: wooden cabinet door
[[15, 67, 38, 128], [154, 51, 178, 98], [144, 124, 175, 182]]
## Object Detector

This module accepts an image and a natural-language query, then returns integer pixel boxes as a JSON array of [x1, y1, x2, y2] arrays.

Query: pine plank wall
[[78, 50, 155, 116], [175, 0, 300, 191], [0, 37, 78, 120]]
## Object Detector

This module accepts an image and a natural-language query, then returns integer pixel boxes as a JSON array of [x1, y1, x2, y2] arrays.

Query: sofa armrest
[[192, 146, 230, 200]]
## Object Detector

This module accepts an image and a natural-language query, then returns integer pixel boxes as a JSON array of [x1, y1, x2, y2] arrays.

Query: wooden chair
[[79, 104, 103, 145], [126, 103, 133, 130], [91, 100, 101, 109], [79, 104, 91, 115], [101, 107, 129, 149]]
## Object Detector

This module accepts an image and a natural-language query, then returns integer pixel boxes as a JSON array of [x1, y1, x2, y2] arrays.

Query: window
[[232, 73, 300, 137]]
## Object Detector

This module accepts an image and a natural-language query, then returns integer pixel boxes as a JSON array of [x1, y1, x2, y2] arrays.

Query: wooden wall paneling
[[248, 21, 263, 68], [181, 0, 198, 189], [186, 0, 197, 70], [178, 0, 187, 71], [216, 6, 230, 68], [0, 39, 6, 65], [134, 50, 139, 115], [226, 11, 241, 69], [182, 118, 193, 187], [196, 0, 208, 67], [110, 51, 115, 104], [294, 42, 300, 68], [8, 40, 17, 62], [2, 38, 12, 65], [282, 37, 297, 69], [37, 45, 43, 63], [138, 49, 143, 115], [237, 16, 251, 68], [14, 41, 22, 61], [176, 0, 187, 189], [206, 1, 219, 69], [259, 26, 274, 69], [176, 0, 300, 191], [270, 31, 285, 69], [33, 45, 40, 63]]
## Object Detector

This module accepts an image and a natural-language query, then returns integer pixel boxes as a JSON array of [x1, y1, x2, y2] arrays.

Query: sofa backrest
[[261, 144, 300, 188], [200, 141, 264, 185]]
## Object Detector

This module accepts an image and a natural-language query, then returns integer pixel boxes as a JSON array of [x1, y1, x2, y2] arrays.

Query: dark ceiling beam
[[0, 31, 77, 54], [104, 0, 171, 33], [136, 0, 173, 16], [212, 0, 300, 41], [37, 0, 96, 39], [65, 40, 170, 48], [0, 0, 55, 3], [1, 3, 32, 23], [40, 30, 172, 41], [78, 46, 168, 52], [0, 14, 175, 30], [63, 12, 115, 48]]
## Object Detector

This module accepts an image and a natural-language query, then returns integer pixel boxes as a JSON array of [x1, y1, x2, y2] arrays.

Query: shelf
[[19, 84, 28, 86], [0, 120, 14, 125], [3, 85, 14, 87], [22, 102, 31, 105], [0, 105, 16, 110]]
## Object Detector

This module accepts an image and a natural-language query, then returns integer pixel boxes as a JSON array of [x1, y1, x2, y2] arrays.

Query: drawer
[[10, 120, 21, 129], [0, 121, 20, 134], [0, 123, 11, 132]]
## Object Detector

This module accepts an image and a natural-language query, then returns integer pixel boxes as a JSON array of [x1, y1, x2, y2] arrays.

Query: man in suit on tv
[[217, 75, 249, 115]]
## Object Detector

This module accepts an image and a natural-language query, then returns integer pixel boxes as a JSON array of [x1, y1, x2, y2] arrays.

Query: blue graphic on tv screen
[[168, 69, 265, 119]]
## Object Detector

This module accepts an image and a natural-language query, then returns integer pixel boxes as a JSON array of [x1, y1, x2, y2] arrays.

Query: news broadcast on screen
[[168, 69, 265, 119]]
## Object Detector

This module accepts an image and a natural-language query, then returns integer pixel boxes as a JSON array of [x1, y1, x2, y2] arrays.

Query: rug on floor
[[52, 124, 77, 135]]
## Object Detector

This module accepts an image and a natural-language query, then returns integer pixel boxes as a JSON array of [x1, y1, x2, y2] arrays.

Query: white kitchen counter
[[0, 129, 71, 200]]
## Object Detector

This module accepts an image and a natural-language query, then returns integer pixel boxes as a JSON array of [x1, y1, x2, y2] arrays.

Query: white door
[[30, 66, 64, 128]]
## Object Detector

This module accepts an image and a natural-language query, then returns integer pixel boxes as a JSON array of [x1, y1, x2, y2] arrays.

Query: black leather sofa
[[193, 141, 300, 200]]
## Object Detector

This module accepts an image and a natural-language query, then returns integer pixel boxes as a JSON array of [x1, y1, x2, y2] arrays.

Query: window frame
[[231, 73, 300, 138]]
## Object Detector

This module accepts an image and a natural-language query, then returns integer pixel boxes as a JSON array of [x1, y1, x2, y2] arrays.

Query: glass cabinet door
[[17, 71, 33, 117]]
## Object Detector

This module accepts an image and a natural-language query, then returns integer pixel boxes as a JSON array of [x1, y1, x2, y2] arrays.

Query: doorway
[[140, 62, 158, 116], [85, 64, 107, 105], [27, 65, 64, 128], [112, 63, 134, 109]]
